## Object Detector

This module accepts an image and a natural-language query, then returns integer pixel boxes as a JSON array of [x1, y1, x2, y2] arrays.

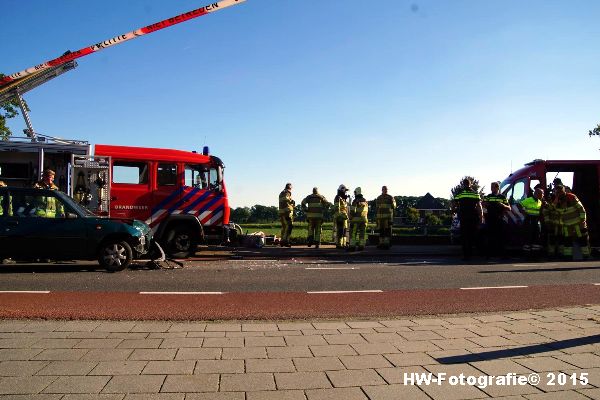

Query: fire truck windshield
[[185, 164, 223, 191]]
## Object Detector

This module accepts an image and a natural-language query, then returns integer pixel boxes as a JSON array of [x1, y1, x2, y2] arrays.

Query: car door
[[8, 189, 88, 259]]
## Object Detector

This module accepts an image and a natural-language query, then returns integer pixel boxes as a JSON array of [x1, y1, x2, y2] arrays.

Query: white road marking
[[460, 286, 528, 290], [0, 291, 50, 294], [593, 283, 600, 286], [305, 267, 358, 270], [307, 290, 383, 294], [512, 264, 558, 267], [139, 291, 225, 295]]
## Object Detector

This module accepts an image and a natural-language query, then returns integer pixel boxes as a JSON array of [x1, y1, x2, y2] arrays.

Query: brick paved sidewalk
[[0, 306, 599, 399]]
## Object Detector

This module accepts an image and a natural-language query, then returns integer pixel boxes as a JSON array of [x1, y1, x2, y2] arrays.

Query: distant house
[[414, 193, 446, 217]]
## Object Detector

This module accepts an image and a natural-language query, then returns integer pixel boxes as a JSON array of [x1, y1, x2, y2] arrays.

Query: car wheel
[[166, 226, 197, 258], [98, 240, 133, 272]]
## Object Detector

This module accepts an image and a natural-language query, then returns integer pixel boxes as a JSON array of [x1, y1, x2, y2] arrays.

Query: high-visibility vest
[[376, 194, 396, 220], [484, 194, 508, 206], [278, 190, 294, 216], [302, 194, 327, 219], [454, 189, 481, 220], [520, 197, 542, 216], [35, 196, 57, 218], [351, 197, 369, 223], [333, 195, 348, 219]]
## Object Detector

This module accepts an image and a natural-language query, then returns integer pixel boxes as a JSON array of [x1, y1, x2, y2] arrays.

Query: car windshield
[[56, 191, 96, 217]]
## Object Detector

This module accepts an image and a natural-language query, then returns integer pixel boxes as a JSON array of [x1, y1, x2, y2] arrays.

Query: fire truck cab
[[500, 159, 600, 250], [95, 144, 230, 258]]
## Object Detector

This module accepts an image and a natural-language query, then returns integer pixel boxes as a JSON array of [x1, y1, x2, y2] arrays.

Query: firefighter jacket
[[301, 193, 328, 220], [350, 195, 369, 223], [483, 193, 508, 224], [278, 189, 295, 217], [333, 194, 349, 220], [33, 181, 61, 218], [454, 188, 481, 222], [33, 181, 59, 190], [541, 201, 559, 234], [555, 193, 587, 236], [375, 194, 396, 221], [520, 197, 542, 217]]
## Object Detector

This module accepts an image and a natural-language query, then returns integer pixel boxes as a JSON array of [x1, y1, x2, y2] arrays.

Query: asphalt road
[[0, 257, 598, 292], [1, 249, 599, 319]]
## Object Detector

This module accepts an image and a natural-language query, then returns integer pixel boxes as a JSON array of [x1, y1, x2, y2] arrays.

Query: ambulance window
[[113, 161, 148, 185], [185, 164, 209, 189], [157, 163, 177, 186], [511, 179, 527, 203]]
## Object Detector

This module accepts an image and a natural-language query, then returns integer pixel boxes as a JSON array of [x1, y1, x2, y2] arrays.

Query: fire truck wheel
[[98, 240, 133, 272], [166, 226, 197, 258]]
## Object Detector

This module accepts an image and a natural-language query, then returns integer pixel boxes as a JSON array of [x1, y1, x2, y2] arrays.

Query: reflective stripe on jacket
[[301, 194, 327, 219], [351, 196, 369, 223], [333, 195, 348, 220], [556, 193, 586, 228], [278, 190, 294, 216], [376, 194, 396, 220]]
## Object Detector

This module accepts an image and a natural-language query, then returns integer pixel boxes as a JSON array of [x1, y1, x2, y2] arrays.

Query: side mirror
[[65, 212, 78, 219]]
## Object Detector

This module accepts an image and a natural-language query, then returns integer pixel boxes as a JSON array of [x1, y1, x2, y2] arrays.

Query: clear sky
[[2, 0, 599, 208]]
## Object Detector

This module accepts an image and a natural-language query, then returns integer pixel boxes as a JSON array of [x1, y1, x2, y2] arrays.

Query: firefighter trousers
[[279, 214, 293, 245], [560, 226, 590, 260], [333, 216, 348, 248], [377, 218, 392, 248], [307, 218, 323, 245], [350, 221, 367, 249]]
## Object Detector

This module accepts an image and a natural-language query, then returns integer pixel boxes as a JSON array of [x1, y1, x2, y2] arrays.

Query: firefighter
[[554, 185, 590, 260], [332, 184, 350, 249], [348, 187, 369, 252], [32, 169, 63, 218], [301, 187, 329, 248], [453, 178, 483, 260], [0, 181, 10, 217], [375, 186, 396, 250], [278, 183, 295, 247], [541, 186, 560, 258], [482, 181, 510, 258], [518, 187, 544, 253]]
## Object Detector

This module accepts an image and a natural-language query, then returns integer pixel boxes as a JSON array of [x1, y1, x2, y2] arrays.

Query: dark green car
[[0, 187, 153, 271]]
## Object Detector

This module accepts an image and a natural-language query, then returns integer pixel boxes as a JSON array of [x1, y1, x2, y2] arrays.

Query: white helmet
[[338, 184, 348, 192]]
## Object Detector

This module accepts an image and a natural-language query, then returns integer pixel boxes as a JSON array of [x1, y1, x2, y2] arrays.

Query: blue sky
[[2, 0, 599, 208]]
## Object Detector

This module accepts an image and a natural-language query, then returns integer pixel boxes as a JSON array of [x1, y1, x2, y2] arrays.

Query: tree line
[[230, 195, 453, 225]]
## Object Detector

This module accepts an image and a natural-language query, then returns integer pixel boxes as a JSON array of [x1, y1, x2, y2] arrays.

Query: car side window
[[11, 192, 66, 218]]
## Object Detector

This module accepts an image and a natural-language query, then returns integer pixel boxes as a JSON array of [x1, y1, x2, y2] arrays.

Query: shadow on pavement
[[480, 265, 600, 273], [0, 261, 155, 274], [436, 334, 600, 364]]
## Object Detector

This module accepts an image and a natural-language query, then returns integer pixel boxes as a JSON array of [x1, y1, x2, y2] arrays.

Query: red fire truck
[[0, 136, 231, 258], [96, 144, 230, 257], [499, 159, 600, 251]]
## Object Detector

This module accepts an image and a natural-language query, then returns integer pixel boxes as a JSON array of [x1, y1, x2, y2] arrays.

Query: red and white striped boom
[[0, 0, 245, 88]]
